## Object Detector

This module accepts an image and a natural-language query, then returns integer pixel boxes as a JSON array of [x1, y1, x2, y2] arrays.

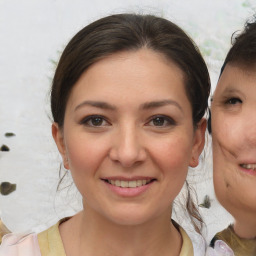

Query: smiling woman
[[54, 49, 199, 229], [0, 13, 210, 256]]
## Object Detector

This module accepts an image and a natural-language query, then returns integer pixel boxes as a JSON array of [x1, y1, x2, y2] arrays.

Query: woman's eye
[[147, 116, 175, 127], [81, 116, 109, 127], [225, 97, 242, 105]]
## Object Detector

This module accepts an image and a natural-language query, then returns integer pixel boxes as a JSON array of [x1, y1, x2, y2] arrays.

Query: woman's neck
[[59, 209, 182, 256]]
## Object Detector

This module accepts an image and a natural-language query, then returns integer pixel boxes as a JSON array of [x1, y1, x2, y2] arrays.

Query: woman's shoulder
[[0, 232, 41, 256], [0, 218, 68, 256], [38, 217, 68, 256]]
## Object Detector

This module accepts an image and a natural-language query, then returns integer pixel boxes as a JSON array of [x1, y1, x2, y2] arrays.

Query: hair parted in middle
[[51, 13, 210, 128], [51, 13, 211, 234]]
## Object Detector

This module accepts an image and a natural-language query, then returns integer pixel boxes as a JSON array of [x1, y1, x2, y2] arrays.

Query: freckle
[[225, 182, 230, 188]]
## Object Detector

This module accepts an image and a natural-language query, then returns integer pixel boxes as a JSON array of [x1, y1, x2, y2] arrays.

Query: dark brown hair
[[51, 13, 210, 233], [51, 14, 210, 128], [224, 16, 256, 68]]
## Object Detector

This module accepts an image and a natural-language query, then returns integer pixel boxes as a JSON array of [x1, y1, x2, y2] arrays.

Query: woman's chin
[[100, 207, 162, 227]]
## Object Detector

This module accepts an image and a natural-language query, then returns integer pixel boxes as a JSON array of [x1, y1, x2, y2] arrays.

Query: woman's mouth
[[101, 178, 156, 197], [104, 179, 154, 188]]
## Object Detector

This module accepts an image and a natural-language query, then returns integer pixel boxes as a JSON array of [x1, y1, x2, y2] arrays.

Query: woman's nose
[[109, 126, 147, 168]]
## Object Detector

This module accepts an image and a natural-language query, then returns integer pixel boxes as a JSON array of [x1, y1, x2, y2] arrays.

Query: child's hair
[[208, 16, 256, 134], [222, 15, 256, 73]]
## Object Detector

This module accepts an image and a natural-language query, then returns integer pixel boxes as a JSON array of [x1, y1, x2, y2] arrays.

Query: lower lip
[[239, 166, 256, 176], [103, 181, 154, 197]]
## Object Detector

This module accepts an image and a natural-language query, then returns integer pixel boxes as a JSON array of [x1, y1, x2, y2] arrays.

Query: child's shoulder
[[209, 225, 256, 256]]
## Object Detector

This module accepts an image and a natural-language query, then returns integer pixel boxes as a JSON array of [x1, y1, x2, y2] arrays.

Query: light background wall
[[0, 0, 255, 242]]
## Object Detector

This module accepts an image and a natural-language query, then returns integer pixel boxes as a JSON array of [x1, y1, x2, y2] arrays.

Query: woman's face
[[53, 49, 206, 226], [212, 64, 256, 220]]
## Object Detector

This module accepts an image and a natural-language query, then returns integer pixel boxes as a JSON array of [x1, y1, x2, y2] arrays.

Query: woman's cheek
[[66, 135, 106, 173], [153, 136, 192, 171]]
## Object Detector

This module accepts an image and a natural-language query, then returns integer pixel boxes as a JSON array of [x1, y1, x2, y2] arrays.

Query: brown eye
[[147, 115, 176, 127], [225, 98, 242, 105], [153, 117, 166, 126], [81, 115, 109, 127], [91, 117, 104, 126]]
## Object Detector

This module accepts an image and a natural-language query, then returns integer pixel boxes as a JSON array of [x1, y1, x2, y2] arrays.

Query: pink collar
[[0, 233, 41, 256]]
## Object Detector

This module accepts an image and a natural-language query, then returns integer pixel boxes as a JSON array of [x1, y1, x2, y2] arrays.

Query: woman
[[0, 14, 210, 256], [209, 17, 256, 256]]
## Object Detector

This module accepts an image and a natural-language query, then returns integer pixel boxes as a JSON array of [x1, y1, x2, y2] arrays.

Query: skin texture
[[212, 64, 256, 239], [52, 49, 206, 256]]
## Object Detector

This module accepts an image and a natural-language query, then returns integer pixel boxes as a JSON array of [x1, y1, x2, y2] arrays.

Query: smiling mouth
[[240, 164, 256, 171], [103, 179, 156, 188]]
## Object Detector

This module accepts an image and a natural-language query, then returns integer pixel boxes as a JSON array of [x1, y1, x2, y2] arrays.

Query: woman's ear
[[52, 123, 70, 169], [189, 118, 207, 168]]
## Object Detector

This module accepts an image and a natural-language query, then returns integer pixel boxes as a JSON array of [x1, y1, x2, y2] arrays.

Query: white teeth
[[120, 181, 128, 188], [107, 179, 152, 188], [129, 181, 137, 188], [241, 164, 256, 170], [136, 180, 142, 186]]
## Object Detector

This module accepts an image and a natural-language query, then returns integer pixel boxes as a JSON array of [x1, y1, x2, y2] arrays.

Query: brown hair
[[224, 16, 256, 69], [51, 14, 210, 128], [51, 13, 210, 233]]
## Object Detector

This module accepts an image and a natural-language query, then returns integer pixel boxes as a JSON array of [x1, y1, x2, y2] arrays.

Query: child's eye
[[80, 115, 110, 127], [225, 97, 242, 105], [147, 115, 176, 127]]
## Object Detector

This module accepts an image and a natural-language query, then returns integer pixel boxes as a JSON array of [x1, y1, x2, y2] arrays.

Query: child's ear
[[189, 118, 207, 167], [52, 123, 70, 169]]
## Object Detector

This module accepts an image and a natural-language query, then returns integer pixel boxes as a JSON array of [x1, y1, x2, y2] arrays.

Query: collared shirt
[[210, 225, 256, 256], [38, 218, 194, 256]]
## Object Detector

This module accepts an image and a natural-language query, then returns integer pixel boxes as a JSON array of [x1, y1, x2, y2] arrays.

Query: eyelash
[[146, 115, 176, 127], [224, 97, 242, 105], [80, 115, 110, 127], [80, 115, 176, 128]]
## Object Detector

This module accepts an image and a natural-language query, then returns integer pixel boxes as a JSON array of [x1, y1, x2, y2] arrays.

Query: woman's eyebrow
[[140, 100, 183, 112], [75, 101, 116, 111], [74, 99, 183, 112]]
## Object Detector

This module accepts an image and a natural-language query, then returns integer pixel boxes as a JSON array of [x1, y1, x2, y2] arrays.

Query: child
[[210, 17, 256, 256]]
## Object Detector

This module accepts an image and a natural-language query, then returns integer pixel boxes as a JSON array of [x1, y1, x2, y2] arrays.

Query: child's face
[[53, 49, 205, 226], [212, 64, 256, 222]]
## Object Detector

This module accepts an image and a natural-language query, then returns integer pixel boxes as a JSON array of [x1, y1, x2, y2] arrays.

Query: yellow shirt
[[38, 219, 194, 256], [0, 219, 10, 244], [211, 225, 256, 256]]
